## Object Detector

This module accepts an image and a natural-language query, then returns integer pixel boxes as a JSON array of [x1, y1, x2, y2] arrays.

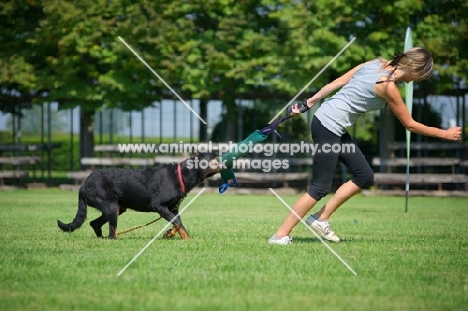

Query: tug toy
[[218, 114, 294, 193]]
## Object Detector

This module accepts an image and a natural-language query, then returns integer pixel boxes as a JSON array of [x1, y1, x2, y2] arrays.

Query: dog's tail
[[57, 188, 87, 232]]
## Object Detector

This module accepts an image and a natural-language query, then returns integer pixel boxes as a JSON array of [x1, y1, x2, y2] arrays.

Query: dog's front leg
[[164, 226, 178, 238], [176, 225, 189, 240], [156, 206, 190, 240], [164, 224, 189, 240], [165, 213, 189, 240]]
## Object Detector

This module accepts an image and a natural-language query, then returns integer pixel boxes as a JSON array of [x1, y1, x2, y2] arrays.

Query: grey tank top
[[314, 59, 393, 136]]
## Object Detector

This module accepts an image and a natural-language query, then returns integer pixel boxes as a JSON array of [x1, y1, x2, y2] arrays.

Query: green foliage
[[4, 0, 468, 103], [0, 191, 467, 310], [30, 0, 163, 111], [0, 0, 44, 113]]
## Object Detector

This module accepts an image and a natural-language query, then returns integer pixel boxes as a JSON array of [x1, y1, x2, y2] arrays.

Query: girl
[[269, 47, 462, 244]]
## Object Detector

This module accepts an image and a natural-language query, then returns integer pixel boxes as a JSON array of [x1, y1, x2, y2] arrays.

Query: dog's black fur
[[57, 152, 219, 239]]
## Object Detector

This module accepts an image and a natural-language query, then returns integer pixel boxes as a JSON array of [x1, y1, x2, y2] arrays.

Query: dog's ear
[[192, 151, 199, 158]]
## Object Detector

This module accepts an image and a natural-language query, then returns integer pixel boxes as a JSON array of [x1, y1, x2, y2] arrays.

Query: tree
[[25, 0, 169, 161], [142, 0, 283, 141], [0, 1, 45, 119]]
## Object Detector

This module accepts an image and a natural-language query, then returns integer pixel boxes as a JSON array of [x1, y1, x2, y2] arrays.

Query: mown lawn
[[0, 189, 467, 311]]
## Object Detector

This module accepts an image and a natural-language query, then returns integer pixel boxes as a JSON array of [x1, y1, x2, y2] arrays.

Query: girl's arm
[[376, 82, 461, 141], [291, 62, 365, 115], [306, 62, 365, 108]]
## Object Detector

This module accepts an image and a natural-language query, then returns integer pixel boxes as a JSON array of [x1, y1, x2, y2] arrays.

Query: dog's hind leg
[[90, 206, 125, 239], [106, 203, 121, 239], [90, 214, 107, 238]]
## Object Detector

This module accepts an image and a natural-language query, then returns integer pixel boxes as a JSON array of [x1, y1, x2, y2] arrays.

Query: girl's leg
[[312, 181, 361, 221], [313, 132, 374, 220], [274, 116, 340, 238], [274, 193, 318, 237]]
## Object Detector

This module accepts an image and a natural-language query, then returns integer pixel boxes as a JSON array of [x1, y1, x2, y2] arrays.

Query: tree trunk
[[79, 107, 95, 170], [223, 96, 238, 142], [199, 98, 208, 142]]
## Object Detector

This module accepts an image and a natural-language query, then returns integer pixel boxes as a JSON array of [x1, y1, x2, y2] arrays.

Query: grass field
[[0, 189, 467, 311]]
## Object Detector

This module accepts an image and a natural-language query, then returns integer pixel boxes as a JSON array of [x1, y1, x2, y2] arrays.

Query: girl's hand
[[444, 127, 462, 141], [288, 101, 310, 115], [289, 103, 302, 115]]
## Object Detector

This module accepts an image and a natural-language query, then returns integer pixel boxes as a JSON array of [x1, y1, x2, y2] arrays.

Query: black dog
[[57, 152, 220, 239]]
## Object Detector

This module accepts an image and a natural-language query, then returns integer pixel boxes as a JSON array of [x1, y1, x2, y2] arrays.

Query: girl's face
[[400, 69, 423, 83]]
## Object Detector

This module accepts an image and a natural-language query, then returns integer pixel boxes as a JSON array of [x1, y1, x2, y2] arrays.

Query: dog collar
[[177, 164, 186, 194]]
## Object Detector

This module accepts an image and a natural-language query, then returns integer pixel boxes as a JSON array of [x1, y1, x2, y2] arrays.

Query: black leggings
[[307, 116, 374, 201]]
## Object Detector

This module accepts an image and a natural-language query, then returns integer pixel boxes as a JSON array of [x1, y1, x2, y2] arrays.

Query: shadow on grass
[[292, 236, 355, 244]]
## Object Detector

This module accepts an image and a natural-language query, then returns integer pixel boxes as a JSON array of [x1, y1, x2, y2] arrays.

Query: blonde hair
[[381, 47, 434, 81]]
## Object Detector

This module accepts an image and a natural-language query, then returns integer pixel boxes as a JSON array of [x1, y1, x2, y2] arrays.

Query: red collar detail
[[177, 164, 186, 194]]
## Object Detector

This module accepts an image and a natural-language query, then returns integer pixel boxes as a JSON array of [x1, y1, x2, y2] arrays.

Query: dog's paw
[[100, 235, 117, 240], [163, 229, 176, 239]]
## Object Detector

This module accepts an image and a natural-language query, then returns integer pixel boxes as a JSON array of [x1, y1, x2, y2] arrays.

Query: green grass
[[0, 189, 467, 311]]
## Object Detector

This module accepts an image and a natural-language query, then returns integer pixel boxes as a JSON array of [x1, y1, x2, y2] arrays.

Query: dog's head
[[182, 151, 221, 184]]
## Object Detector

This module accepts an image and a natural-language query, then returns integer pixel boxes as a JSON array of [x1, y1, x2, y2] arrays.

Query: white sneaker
[[268, 235, 292, 245], [306, 216, 340, 242]]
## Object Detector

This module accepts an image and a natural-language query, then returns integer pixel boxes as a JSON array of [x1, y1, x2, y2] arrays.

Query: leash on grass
[[118, 216, 163, 235], [119, 197, 186, 236]]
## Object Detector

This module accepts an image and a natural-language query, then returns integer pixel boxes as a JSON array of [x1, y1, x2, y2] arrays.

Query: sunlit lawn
[[0, 189, 467, 311]]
